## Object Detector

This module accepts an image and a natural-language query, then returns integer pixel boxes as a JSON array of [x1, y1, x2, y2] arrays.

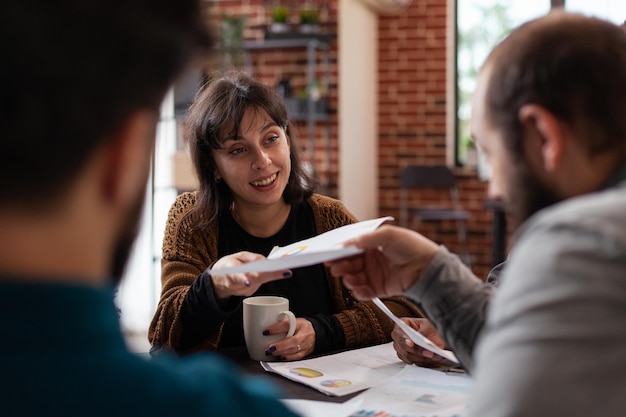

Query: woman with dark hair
[[149, 70, 422, 360]]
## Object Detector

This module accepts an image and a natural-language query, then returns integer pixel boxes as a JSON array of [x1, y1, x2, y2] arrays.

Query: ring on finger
[[296, 344, 302, 352]]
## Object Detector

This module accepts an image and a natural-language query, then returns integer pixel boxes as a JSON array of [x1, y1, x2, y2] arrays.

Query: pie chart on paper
[[320, 379, 352, 388]]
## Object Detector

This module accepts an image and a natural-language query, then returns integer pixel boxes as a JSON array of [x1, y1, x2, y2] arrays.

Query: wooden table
[[219, 346, 362, 403]]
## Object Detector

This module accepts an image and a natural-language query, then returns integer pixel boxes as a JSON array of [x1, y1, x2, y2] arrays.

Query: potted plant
[[270, 5, 290, 33], [220, 14, 247, 69], [299, 8, 320, 34]]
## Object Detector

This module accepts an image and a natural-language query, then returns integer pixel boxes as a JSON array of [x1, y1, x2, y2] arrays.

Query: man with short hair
[[328, 11, 626, 417], [0, 1, 298, 416]]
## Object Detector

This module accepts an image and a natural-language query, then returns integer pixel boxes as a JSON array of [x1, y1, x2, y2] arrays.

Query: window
[[452, 0, 626, 172], [454, 0, 548, 169]]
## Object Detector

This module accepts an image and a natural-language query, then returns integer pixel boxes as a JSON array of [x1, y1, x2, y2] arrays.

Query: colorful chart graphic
[[289, 367, 323, 378], [281, 245, 308, 257], [320, 379, 352, 388], [349, 410, 394, 417]]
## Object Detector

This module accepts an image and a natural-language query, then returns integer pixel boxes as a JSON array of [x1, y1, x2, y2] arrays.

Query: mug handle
[[279, 310, 297, 338]]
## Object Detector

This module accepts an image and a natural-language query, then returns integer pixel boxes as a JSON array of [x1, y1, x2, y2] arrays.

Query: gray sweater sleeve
[[403, 246, 496, 372], [469, 190, 626, 417]]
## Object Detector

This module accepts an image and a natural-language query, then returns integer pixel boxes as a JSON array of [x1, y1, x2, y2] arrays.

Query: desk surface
[[220, 347, 361, 403]]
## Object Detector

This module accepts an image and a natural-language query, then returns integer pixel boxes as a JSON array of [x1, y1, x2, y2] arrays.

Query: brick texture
[[377, 0, 498, 278], [203, 0, 503, 279]]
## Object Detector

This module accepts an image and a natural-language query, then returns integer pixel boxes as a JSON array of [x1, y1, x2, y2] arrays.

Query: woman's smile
[[250, 172, 279, 188]]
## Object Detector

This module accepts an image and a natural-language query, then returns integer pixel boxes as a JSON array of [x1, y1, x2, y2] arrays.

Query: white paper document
[[281, 398, 363, 417], [347, 365, 473, 417], [208, 216, 394, 276], [262, 342, 405, 397], [372, 298, 459, 364]]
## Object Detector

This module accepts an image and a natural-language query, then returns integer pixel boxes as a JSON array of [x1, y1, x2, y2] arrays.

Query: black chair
[[399, 165, 471, 266]]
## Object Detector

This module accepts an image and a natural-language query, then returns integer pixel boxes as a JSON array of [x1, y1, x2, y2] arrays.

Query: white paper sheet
[[208, 216, 393, 275], [281, 398, 362, 417], [262, 342, 405, 397], [347, 365, 473, 417], [372, 297, 459, 364]]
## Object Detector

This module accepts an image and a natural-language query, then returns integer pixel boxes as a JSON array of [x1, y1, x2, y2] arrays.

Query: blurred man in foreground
[[0, 1, 298, 416], [328, 11, 626, 417]]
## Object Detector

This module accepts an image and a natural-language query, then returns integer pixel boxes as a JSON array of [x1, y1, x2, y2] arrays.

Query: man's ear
[[518, 104, 564, 172], [101, 111, 157, 207]]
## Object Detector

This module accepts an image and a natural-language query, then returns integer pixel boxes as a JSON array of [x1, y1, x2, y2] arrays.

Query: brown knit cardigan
[[148, 192, 423, 354]]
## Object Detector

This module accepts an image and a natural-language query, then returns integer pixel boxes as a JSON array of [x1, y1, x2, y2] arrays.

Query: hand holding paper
[[324, 224, 441, 301], [391, 317, 451, 368], [372, 298, 458, 364], [208, 216, 394, 276]]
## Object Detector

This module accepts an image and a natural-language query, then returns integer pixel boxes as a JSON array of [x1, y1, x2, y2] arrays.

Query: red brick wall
[[205, 1, 340, 195], [203, 0, 499, 278], [377, 0, 496, 279]]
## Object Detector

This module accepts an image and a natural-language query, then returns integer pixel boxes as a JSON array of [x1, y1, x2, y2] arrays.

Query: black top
[[180, 200, 344, 353]]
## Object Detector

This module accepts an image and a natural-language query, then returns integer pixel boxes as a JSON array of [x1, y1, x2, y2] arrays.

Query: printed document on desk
[[208, 216, 394, 276], [261, 342, 405, 396], [348, 365, 474, 417], [281, 398, 363, 417]]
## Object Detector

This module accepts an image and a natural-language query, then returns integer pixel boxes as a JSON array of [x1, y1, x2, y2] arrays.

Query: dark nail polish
[[262, 330, 270, 336], [267, 345, 276, 353], [283, 271, 292, 278], [265, 350, 273, 356], [279, 356, 287, 361]]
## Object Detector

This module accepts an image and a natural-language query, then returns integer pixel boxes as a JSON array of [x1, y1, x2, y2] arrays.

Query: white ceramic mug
[[243, 296, 297, 361]]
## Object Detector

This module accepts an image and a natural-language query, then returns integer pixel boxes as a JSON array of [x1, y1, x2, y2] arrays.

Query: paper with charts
[[207, 216, 394, 276], [347, 365, 473, 417], [261, 342, 406, 397]]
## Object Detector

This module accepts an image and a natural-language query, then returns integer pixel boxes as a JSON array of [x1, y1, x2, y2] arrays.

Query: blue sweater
[[0, 279, 299, 417]]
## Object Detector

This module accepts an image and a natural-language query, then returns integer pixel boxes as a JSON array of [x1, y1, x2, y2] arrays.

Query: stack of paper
[[280, 364, 473, 417], [346, 365, 473, 417]]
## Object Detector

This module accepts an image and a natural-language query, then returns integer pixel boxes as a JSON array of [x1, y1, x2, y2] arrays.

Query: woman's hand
[[209, 251, 292, 302], [392, 317, 454, 367], [263, 318, 316, 361]]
